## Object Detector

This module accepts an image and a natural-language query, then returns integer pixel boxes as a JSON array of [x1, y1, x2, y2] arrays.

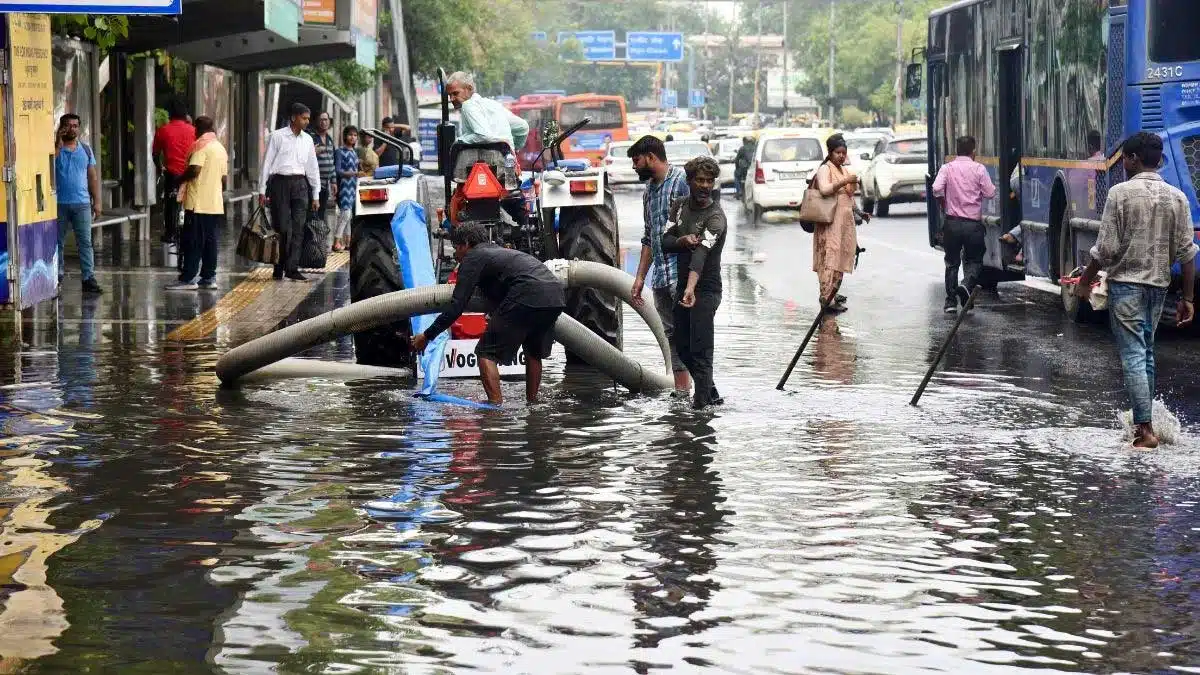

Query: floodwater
[[1, 196, 1199, 674]]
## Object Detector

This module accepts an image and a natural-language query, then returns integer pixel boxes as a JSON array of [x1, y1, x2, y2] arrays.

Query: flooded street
[[2, 191, 1200, 673]]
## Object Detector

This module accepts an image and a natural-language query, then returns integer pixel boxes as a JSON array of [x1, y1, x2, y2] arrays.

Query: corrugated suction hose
[[215, 260, 674, 394]]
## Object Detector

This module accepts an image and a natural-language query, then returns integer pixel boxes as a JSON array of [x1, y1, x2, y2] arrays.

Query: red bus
[[510, 99, 558, 169], [553, 94, 629, 165]]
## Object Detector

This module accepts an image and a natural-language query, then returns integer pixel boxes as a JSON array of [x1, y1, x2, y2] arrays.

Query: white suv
[[741, 132, 826, 222], [858, 134, 929, 217]]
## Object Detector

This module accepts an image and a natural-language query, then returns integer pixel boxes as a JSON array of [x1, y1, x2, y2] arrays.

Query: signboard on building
[[352, 0, 377, 68], [7, 14, 58, 308], [0, 0, 181, 14], [302, 0, 335, 24]]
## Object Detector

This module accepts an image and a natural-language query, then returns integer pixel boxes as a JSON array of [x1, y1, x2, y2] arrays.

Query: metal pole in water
[[910, 285, 981, 406], [776, 305, 828, 391]]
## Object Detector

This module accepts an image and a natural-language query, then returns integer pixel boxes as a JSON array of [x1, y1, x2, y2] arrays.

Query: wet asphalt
[[0, 187, 1197, 673]]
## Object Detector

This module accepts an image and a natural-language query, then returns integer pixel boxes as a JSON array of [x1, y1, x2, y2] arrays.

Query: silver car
[[604, 140, 640, 185]]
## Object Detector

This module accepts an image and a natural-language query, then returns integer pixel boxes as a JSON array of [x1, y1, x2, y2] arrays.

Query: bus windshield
[[1150, 0, 1200, 63], [559, 99, 625, 130]]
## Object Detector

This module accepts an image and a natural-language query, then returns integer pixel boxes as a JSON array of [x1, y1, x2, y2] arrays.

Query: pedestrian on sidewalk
[[357, 132, 379, 176], [932, 136, 997, 313], [333, 125, 360, 253], [811, 133, 865, 313], [1076, 131, 1197, 449], [168, 116, 227, 291], [152, 100, 195, 246], [310, 111, 337, 223], [662, 156, 727, 410], [374, 117, 402, 168], [54, 113, 103, 295], [259, 102, 320, 282], [627, 134, 692, 394]]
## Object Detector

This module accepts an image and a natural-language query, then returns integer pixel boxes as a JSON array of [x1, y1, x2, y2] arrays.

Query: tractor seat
[[450, 142, 521, 192]]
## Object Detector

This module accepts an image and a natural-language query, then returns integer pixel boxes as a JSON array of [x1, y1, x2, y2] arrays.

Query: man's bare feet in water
[[1134, 423, 1160, 449]]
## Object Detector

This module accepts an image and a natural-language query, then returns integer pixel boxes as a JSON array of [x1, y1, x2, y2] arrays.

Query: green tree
[[281, 57, 386, 100], [402, 0, 535, 84], [51, 14, 129, 53], [785, 0, 942, 120]]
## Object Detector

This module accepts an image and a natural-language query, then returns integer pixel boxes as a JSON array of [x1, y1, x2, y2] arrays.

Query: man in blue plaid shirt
[[628, 135, 692, 393]]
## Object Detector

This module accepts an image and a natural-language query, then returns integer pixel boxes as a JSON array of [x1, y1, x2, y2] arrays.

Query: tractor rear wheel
[[349, 216, 414, 369], [557, 189, 622, 362]]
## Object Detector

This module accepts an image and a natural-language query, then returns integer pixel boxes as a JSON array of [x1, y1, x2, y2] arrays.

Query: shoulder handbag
[[236, 204, 280, 265], [798, 162, 838, 233]]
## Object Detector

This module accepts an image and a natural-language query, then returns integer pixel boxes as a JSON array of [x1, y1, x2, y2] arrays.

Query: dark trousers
[[268, 175, 310, 274], [162, 171, 183, 242], [943, 216, 986, 302], [180, 211, 221, 283], [674, 291, 721, 407], [317, 184, 331, 221]]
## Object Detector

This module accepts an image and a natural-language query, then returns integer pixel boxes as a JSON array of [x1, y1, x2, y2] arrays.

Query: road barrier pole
[[910, 285, 981, 406], [776, 305, 828, 391]]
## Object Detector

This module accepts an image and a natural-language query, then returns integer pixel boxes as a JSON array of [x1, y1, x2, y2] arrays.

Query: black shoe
[[944, 299, 958, 314], [956, 284, 971, 307], [272, 268, 285, 280], [836, 294, 847, 304], [285, 270, 308, 282], [82, 278, 103, 295], [710, 387, 724, 406]]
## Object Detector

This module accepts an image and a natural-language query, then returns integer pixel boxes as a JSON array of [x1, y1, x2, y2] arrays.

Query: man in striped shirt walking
[[311, 111, 337, 223]]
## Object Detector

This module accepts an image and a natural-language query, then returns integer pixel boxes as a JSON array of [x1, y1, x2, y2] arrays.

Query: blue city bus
[[906, 0, 1200, 319]]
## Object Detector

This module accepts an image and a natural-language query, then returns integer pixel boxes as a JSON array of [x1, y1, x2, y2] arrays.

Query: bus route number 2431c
[[1147, 65, 1184, 80]]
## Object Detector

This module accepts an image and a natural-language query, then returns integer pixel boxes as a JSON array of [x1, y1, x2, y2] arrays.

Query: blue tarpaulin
[[390, 201, 496, 409]]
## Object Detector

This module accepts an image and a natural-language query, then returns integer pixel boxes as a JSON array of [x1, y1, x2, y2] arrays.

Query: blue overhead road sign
[[557, 30, 617, 61], [0, 0, 182, 13], [690, 90, 706, 108], [531, 31, 548, 42], [627, 31, 684, 62]]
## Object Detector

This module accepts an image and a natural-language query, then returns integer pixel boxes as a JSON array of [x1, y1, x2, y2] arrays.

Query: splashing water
[[1119, 399, 1183, 445]]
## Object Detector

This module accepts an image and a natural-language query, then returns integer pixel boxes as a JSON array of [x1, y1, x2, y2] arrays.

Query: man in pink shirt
[[932, 136, 997, 313]]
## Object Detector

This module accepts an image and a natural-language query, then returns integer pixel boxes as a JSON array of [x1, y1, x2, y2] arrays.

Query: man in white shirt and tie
[[259, 102, 321, 281]]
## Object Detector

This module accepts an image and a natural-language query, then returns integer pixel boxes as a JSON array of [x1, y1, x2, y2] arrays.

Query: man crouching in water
[[663, 156, 728, 410], [410, 223, 565, 405]]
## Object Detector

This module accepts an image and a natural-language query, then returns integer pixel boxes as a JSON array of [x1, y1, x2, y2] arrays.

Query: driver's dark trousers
[[674, 291, 721, 408], [943, 215, 986, 302]]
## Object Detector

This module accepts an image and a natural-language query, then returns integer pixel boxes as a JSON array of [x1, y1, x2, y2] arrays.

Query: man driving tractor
[[410, 223, 565, 405], [445, 71, 529, 150]]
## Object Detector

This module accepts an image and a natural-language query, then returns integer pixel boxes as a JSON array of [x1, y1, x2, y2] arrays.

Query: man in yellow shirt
[[169, 116, 228, 291]]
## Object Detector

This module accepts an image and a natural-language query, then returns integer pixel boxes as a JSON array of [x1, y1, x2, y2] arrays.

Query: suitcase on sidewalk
[[236, 205, 280, 265], [300, 213, 330, 270]]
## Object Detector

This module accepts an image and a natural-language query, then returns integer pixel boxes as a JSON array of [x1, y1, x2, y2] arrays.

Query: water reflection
[[2, 196, 1200, 671]]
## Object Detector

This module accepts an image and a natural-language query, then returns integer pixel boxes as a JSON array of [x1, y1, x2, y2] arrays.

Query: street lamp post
[[894, 0, 904, 126], [828, 0, 835, 121]]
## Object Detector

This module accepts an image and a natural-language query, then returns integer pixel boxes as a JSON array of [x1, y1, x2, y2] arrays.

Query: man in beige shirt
[[168, 116, 228, 292], [1077, 131, 1197, 448]]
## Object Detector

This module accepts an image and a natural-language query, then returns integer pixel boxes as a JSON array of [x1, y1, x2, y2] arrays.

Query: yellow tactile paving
[[167, 251, 349, 342]]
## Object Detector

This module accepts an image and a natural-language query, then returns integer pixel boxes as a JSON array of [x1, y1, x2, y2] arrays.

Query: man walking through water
[[663, 156, 727, 409], [1076, 131, 1196, 449], [932, 136, 996, 313], [628, 135, 692, 395], [410, 223, 565, 406]]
